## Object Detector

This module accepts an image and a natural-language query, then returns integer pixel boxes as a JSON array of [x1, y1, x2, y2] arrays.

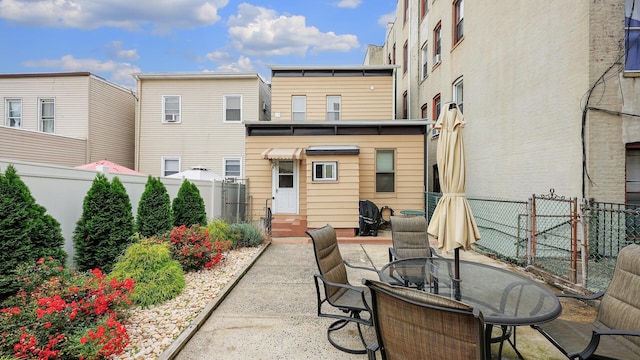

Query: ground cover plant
[[0, 257, 134, 359], [109, 239, 185, 308]]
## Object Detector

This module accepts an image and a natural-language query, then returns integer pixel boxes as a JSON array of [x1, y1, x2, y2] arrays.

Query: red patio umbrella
[[75, 160, 143, 175]]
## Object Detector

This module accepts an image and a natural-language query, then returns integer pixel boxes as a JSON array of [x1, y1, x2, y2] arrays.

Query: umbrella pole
[[454, 248, 461, 301]]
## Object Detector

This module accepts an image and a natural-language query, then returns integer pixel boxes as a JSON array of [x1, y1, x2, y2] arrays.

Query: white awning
[[261, 148, 304, 160]]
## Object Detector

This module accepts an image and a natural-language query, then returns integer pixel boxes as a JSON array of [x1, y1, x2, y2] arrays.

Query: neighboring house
[[134, 72, 271, 179], [245, 65, 429, 237], [0, 72, 136, 168], [371, 0, 640, 206]]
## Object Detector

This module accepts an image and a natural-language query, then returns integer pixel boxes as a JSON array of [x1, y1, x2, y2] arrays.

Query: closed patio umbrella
[[427, 103, 480, 300]]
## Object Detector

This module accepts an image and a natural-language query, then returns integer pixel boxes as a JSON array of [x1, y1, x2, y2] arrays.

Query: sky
[[0, 0, 397, 89]]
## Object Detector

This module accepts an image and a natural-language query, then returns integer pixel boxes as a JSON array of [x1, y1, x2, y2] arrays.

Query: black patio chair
[[306, 224, 378, 354]]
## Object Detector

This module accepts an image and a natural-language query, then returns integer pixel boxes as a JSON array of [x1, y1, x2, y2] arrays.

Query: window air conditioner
[[433, 54, 441, 64], [165, 114, 178, 122]]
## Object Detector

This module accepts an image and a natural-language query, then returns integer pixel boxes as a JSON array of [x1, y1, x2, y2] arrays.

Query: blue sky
[[0, 0, 397, 88]]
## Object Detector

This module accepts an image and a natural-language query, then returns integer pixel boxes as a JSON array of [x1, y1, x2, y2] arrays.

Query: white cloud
[[335, 0, 361, 8], [105, 41, 140, 61], [378, 10, 396, 27], [226, 3, 359, 57], [0, 0, 229, 33], [22, 55, 140, 88], [212, 56, 255, 72], [205, 50, 233, 63]]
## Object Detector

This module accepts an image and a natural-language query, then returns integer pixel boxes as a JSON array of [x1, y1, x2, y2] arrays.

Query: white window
[[376, 149, 395, 193], [453, 77, 464, 113], [292, 96, 306, 121], [313, 162, 337, 181], [163, 95, 181, 123], [162, 157, 180, 176], [224, 157, 242, 178], [5, 99, 21, 128], [39, 98, 55, 133], [326, 96, 341, 121], [224, 95, 242, 122], [421, 42, 429, 80]]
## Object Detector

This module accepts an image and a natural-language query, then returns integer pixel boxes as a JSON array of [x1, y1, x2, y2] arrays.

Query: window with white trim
[[162, 157, 180, 176], [421, 42, 429, 79], [454, 0, 464, 44], [224, 95, 242, 122], [313, 162, 337, 181], [453, 77, 464, 113], [326, 96, 341, 121], [224, 157, 242, 178], [5, 98, 21, 128], [39, 98, 55, 133], [376, 149, 395, 193], [163, 95, 181, 123], [292, 95, 306, 121]]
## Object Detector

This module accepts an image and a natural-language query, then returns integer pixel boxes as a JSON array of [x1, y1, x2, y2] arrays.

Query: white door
[[273, 160, 298, 214]]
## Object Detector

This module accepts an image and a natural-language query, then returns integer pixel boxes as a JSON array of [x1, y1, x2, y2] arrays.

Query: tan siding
[[0, 127, 86, 166], [246, 133, 424, 228], [137, 77, 261, 176], [271, 76, 393, 121], [0, 76, 89, 137], [88, 77, 136, 168], [306, 154, 359, 228]]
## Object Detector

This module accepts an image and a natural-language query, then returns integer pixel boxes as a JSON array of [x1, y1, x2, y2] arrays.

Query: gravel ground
[[113, 245, 265, 360]]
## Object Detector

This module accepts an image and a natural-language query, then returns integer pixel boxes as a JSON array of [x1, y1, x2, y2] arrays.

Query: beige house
[[134, 72, 271, 178], [0, 72, 135, 168], [372, 0, 640, 205], [245, 66, 429, 236]]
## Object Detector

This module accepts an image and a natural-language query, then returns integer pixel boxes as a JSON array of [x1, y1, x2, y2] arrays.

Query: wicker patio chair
[[532, 244, 640, 359], [363, 279, 487, 360], [306, 224, 378, 354]]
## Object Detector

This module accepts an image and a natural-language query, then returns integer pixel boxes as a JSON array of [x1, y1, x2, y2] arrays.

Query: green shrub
[[136, 176, 172, 238], [162, 225, 228, 272], [230, 222, 265, 248], [204, 219, 238, 248], [109, 239, 185, 308], [0, 165, 67, 300], [172, 179, 207, 227], [73, 174, 134, 273]]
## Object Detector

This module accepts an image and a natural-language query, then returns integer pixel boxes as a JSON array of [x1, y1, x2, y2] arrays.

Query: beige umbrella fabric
[[427, 103, 480, 300], [427, 103, 480, 252]]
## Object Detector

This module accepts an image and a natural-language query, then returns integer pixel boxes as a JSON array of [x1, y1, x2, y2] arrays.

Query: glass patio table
[[378, 257, 562, 359]]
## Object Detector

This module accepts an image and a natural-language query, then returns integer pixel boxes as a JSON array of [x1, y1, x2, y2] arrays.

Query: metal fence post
[[528, 196, 533, 266]]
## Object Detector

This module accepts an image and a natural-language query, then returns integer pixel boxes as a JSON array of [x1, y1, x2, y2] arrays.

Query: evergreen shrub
[[0, 165, 66, 300], [136, 176, 172, 238], [172, 180, 207, 227]]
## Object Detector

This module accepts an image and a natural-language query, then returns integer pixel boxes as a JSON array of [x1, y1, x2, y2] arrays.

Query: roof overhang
[[306, 145, 360, 156]]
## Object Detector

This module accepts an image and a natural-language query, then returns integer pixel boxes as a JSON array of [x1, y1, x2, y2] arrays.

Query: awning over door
[[261, 148, 304, 160]]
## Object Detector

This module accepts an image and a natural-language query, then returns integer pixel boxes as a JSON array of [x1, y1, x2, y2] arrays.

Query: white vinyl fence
[[0, 158, 221, 267]]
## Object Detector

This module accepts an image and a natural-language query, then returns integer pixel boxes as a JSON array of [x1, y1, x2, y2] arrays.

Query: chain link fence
[[425, 191, 640, 294], [583, 200, 640, 292]]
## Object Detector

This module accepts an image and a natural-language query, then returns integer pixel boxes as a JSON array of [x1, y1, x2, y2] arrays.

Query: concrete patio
[[167, 237, 596, 359]]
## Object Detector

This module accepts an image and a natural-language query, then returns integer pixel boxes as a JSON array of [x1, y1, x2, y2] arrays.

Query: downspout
[[407, 1, 411, 119], [134, 76, 141, 171], [392, 67, 397, 119]]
